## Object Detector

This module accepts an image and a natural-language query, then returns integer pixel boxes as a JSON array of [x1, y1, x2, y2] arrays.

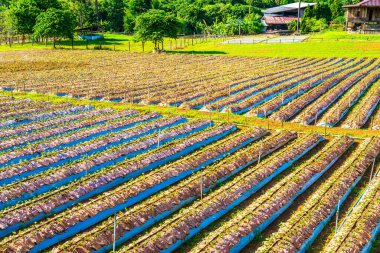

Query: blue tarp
[[79, 35, 104, 41], [297, 174, 364, 253], [361, 219, 380, 253], [230, 142, 351, 252], [1, 121, 211, 238], [0, 116, 167, 186], [0, 117, 186, 210], [27, 126, 236, 252], [0, 114, 162, 168], [160, 138, 323, 253], [317, 78, 379, 127]]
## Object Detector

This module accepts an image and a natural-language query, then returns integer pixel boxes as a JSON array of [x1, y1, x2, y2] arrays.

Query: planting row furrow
[[0, 107, 114, 144], [0, 112, 164, 186], [0, 107, 98, 139], [0, 99, 45, 113], [256, 137, 380, 253], [138, 58, 275, 106], [221, 58, 345, 114], [318, 69, 380, 127], [51, 130, 292, 253], [0, 124, 236, 250], [51, 128, 267, 253], [155, 58, 312, 107], [324, 163, 380, 253], [0, 98, 31, 108], [341, 79, 380, 129], [247, 58, 355, 118], [123, 133, 322, 253], [157, 58, 287, 107], [0, 105, 91, 129], [190, 136, 353, 253], [373, 109, 380, 130], [0, 101, 73, 121], [202, 58, 335, 112], [270, 58, 368, 122], [0, 109, 137, 152], [224, 58, 350, 115], [0, 112, 158, 167], [293, 59, 378, 125], [0, 116, 185, 209], [194, 58, 330, 111]]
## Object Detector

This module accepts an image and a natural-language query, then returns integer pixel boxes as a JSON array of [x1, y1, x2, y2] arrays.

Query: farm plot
[[0, 53, 379, 253], [0, 98, 377, 253], [324, 163, 380, 253], [255, 137, 379, 253], [1, 51, 379, 129]]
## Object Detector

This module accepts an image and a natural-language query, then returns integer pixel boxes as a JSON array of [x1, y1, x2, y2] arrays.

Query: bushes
[[301, 17, 328, 33]]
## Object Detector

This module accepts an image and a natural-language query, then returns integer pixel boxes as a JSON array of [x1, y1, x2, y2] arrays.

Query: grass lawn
[[173, 31, 380, 57], [0, 33, 206, 53], [309, 30, 380, 40], [171, 40, 380, 57], [1, 31, 380, 57]]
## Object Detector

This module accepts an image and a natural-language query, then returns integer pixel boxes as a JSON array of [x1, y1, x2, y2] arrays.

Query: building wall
[[347, 7, 380, 23]]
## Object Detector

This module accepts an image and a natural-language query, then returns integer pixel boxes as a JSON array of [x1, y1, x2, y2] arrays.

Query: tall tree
[[128, 0, 152, 14], [330, 0, 344, 19], [33, 8, 76, 48], [9, 0, 40, 35], [134, 9, 179, 51], [101, 0, 125, 31], [245, 0, 253, 14]]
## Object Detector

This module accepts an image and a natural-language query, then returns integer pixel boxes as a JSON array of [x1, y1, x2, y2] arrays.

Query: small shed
[[262, 16, 300, 31], [261, 2, 316, 31], [344, 0, 380, 33]]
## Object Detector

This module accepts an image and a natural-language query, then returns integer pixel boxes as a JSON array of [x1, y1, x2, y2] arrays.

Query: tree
[[330, 0, 344, 19], [134, 9, 179, 51], [35, 0, 61, 10], [9, 0, 40, 35], [124, 9, 135, 33], [33, 8, 76, 48], [314, 2, 332, 21], [245, 0, 253, 15], [128, 0, 151, 14], [101, 0, 125, 31], [176, 3, 205, 34], [60, 0, 95, 29], [300, 17, 328, 33], [287, 19, 297, 31], [0, 0, 10, 7], [0, 7, 12, 35]]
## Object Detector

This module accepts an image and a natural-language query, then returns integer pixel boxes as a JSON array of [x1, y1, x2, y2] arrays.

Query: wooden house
[[344, 0, 380, 33]]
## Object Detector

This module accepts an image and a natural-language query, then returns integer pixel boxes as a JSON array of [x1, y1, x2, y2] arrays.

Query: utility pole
[[296, 0, 302, 34]]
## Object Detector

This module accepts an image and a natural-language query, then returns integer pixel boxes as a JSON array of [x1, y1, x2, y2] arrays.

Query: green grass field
[[171, 40, 380, 57], [1, 31, 380, 57], [0, 33, 204, 53]]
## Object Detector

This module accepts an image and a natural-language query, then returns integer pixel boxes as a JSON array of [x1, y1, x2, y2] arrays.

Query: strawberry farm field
[[0, 50, 379, 253], [1, 51, 379, 131]]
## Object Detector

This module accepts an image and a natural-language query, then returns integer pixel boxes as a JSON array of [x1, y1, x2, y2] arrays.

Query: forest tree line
[[0, 0, 357, 41]]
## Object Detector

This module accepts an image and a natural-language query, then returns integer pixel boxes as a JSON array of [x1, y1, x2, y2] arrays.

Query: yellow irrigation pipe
[[1, 91, 379, 139]]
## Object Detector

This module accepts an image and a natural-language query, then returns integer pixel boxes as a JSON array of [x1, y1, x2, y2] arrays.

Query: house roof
[[262, 16, 299, 25], [262, 2, 316, 14], [344, 0, 380, 7]]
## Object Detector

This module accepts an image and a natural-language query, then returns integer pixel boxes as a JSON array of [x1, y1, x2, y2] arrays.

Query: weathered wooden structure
[[344, 0, 380, 33]]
